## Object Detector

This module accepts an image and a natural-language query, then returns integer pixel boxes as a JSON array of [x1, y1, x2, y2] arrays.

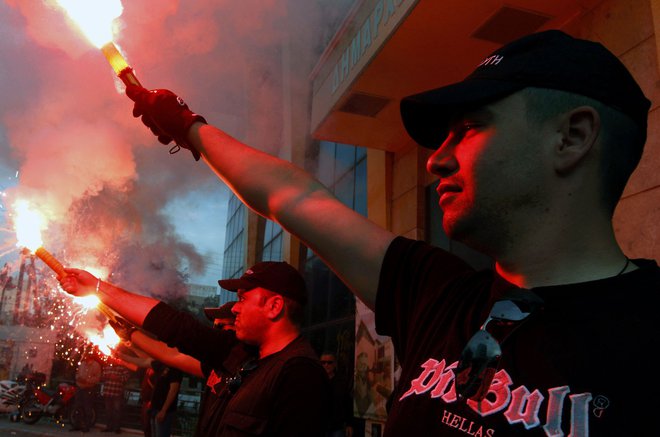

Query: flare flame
[[55, 0, 141, 86]]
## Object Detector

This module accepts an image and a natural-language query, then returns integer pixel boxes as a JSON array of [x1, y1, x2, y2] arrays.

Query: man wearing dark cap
[[59, 261, 330, 436], [124, 29, 659, 435], [111, 299, 243, 437]]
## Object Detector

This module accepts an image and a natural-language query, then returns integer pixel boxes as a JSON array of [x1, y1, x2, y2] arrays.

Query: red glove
[[126, 85, 207, 161]]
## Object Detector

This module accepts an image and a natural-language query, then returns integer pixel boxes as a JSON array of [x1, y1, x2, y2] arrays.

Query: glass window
[[356, 146, 367, 161], [335, 143, 355, 179], [334, 170, 355, 209], [301, 141, 365, 379], [354, 159, 367, 217], [259, 220, 282, 263], [272, 234, 282, 261], [264, 220, 273, 242], [222, 194, 247, 290], [317, 141, 336, 187]]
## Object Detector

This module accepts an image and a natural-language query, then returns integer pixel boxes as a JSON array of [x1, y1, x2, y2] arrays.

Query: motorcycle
[[0, 379, 25, 416], [19, 372, 96, 428]]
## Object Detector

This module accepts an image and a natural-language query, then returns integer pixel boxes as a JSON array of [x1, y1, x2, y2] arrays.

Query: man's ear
[[265, 294, 285, 320], [554, 106, 600, 174]]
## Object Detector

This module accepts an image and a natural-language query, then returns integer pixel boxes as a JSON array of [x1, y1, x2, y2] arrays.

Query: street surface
[[0, 415, 143, 436]]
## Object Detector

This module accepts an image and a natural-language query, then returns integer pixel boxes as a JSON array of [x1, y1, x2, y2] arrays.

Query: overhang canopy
[[310, 0, 599, 152]]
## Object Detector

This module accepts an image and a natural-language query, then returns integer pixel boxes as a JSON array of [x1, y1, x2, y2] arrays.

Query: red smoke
[[0, 0, 349, 295]]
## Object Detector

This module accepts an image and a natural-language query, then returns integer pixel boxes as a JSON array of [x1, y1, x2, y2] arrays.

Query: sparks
[[85, 324, 121, 356], [73, 295, 102, 310]]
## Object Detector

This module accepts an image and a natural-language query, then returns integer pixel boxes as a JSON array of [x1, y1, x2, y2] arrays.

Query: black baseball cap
[[218, 261, 307, 305], [401, 29, 651, 149], [203, 301, 237, 322]]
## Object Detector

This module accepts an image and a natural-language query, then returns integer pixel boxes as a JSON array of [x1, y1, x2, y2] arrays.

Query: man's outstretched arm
[[196, 123, 395, 309], [59, 268, 159, 326], [128, 331, 203, 378], [114, 348, 153, 369], [110, 317, 203, 377], [126, 86, 395, 309]]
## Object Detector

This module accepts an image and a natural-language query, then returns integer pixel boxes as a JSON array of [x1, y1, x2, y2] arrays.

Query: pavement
[[0, 415, 143, 437]]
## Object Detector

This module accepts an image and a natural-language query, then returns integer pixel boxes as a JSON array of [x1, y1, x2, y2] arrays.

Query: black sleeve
[[166, 367, 183, 384], [269, 358, 331, 437], [143, 302, 237, 368], [200, 362, 212, 379]]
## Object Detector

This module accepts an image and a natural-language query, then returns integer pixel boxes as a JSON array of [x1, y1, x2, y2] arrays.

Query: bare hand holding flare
[[125, 85, 207, 161], [59, 268, 98, 297]]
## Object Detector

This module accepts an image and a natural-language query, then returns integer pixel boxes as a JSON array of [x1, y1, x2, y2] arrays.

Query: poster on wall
[[354, 299, 398, 423]]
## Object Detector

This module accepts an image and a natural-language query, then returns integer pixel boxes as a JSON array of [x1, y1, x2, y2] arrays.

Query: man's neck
[[495, 244, 631, 288], [259, 327, 300, 359], [493, 217, 632, 288]]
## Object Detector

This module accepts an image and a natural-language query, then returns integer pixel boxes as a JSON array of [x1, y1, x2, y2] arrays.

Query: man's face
[[320, 354, 336, 377], [426, 92, 550, 253], [232, 288, 271, 345]]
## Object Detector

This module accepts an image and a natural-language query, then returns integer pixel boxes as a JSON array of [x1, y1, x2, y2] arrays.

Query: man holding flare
[[58, 262, 330, 436], [109, 302, 253, 437], [121, 29, 659, 435]]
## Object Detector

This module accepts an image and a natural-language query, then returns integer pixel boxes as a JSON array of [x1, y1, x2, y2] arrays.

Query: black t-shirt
[[220, 337, 330, 436], [376, 236, 660, 436], [327, 373, 353, 431], [150, 366, 183, 413], [196, 344, 253, 437]]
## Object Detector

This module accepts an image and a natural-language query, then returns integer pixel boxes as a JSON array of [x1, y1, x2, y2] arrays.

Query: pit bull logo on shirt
[[400, 358, 592, 436], [206, 369, 224, 395]]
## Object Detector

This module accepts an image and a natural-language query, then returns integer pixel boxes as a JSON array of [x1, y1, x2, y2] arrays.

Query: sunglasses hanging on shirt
[[227, 359, 259, 394], [454, 290, 543, 402]]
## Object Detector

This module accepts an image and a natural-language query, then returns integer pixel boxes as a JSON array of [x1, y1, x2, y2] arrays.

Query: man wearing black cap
[[58, 262, 330, 436], [110, 301, 243, 437], [124, 30, 659, 435]]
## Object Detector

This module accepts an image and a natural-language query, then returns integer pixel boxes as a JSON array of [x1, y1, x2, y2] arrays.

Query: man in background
[[59, 261, 330, 436], [71, 348, 102, 433], [112, 301, 245, 437], [148, 362, 181, 437], [100, 361, 132, 434], [321, 352, 353, 437]]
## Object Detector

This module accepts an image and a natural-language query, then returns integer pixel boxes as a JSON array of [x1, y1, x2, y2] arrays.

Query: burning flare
[[13, 199, 45, 252], [13, 200, 117, 322], [74, 295, 114, 321], [74, 295, 104, 310], [56, 0, 141, 86], [85, 324, 121, 356], [13, 200, 66, 277], [13, 201, 119, 357]]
